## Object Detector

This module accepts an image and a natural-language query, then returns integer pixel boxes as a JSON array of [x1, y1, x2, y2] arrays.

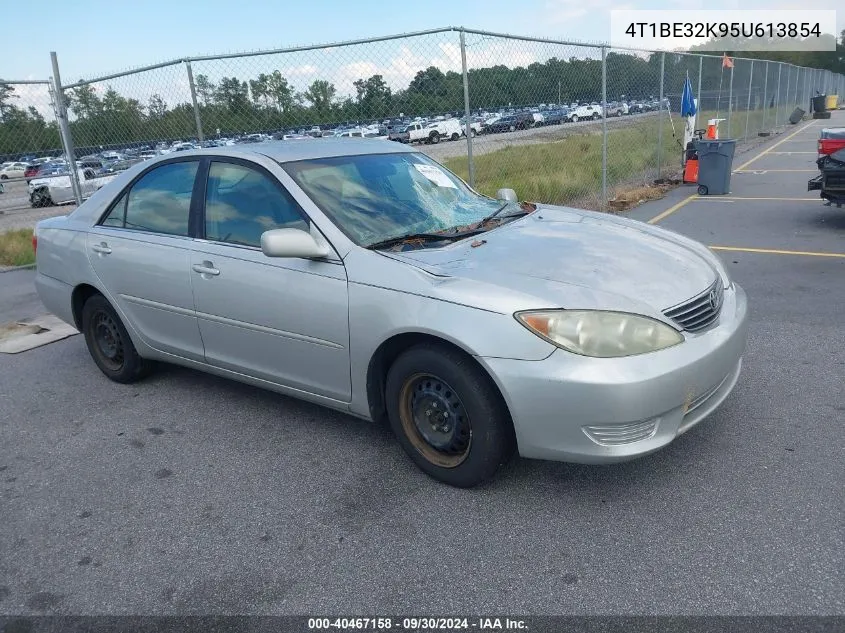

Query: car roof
[[204, 138, 419, 163]]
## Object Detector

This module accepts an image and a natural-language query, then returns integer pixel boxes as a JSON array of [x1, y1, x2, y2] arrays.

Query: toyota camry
[[34, 139, 748, 487]]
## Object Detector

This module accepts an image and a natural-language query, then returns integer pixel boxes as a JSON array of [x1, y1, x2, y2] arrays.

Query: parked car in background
[[568, 104, 603, 122], [605, 102, 627, 117], [486, 112, 535, 133], [1, 161, 30, 180], [32, 139, 747, 487], [542, 108, 570, 125], [29, 167, 116, 207]]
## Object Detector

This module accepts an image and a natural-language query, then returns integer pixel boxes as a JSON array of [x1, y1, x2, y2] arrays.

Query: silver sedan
[[34, 139, 748, 487]]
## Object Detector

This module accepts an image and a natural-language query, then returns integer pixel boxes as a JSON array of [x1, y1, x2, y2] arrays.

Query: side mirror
[[496, 188, 518, 203], [260, 228, 329, 259]]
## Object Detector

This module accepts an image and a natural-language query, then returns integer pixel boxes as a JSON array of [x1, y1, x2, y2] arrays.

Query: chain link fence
[[4, 27, 844, 212]]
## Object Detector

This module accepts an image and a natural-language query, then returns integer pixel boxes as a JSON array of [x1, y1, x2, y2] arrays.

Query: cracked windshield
[[284, 152, 522, 247]]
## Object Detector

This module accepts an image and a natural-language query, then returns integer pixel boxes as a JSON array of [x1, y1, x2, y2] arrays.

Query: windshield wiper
[[366, 231, 478, 251], [477, 202, 511, 225]]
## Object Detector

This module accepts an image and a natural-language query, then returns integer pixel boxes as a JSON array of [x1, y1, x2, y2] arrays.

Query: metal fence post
[[459, 29, 474, 188], [601, 45, 607, 210], [744, 60, 753, 141], [774, 63, 782, 128], [657, 52, 665, 179], [727, 62, 734, 137], [49, 52, 83, 206], [696, 55, 702, 111], [185, 60, 204, 142], [762, 61, 769, 131]]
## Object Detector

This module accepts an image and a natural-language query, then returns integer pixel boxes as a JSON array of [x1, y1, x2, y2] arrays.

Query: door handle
[[192, 262, 220, 276], [91, 242, 112, 255]]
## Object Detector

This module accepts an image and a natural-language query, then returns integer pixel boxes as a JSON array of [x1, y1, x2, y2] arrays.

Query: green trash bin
[[696, 139, 736, 195]]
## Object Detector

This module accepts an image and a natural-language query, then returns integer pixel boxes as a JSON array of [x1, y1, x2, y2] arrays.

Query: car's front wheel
[[30, 189, 52, 208], [82, 294, 153, 383], [571, 115, 579, 123], [385, 344, 516, 487]]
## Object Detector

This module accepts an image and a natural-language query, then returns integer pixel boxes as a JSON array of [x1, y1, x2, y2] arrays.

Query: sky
[[2, 0, 842, 82]]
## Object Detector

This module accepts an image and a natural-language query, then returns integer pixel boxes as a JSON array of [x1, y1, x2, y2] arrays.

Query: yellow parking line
[[692, 196, 819, 201], [647, 194, 698, 224], [734, 169, 816, 173], [732, 122, 816, 172], [710, 246, 845, 258]]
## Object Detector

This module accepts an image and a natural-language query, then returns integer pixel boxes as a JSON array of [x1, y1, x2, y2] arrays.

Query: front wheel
[[571, 115, 579, 123], [450, 132, 459, 141], [385, 344, 516, 487], [82, 294, 153, 383], [429, 132, 440, 144], [0, 175, 8, 180], [697, 185, 708, 195], [592, 113, 600, 120]]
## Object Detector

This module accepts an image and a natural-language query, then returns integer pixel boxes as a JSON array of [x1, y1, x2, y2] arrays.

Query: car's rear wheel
[[450, 132, 459, 141], [0, 175, 7, 180], [82, 294, 152, 383], [385, 344, 515, 487], [429, 132, 440, 144], [592, 112, 600, 120], [571, 115, 579, 123]]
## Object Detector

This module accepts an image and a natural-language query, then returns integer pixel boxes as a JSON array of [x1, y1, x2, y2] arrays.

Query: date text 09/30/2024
[[308, 617, 528, 631]]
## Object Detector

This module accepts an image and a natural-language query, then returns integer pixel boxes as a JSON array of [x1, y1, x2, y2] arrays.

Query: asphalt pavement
[[1, 114, 843, 617]]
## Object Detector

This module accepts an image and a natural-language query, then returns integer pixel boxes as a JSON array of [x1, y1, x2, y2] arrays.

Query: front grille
[[663, 279, 723, 333], [582, 419, 659, 446]]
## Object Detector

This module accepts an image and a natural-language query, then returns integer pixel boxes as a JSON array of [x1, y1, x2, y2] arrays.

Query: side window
[[204, 161, 308, 247], [122, 161, 198, 236], [101, 193, 127, 227]]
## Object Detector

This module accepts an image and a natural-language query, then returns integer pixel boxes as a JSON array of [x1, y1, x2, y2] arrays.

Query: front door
[[188, 159, 351, 401]]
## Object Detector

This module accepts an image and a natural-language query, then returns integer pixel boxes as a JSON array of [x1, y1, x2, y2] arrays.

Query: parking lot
[[1, 113, 843, 617]]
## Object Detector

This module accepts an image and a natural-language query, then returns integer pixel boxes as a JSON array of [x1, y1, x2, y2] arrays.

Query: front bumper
[[479, 283, 749, 463]]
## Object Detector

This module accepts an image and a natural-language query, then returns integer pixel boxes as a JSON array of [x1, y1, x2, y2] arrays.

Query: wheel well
[[365, 332, 510, 426], [71, 284, 101, 330]]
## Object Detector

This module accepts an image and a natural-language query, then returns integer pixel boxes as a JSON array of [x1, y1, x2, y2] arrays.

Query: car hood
[[383, 205, 719, 316]]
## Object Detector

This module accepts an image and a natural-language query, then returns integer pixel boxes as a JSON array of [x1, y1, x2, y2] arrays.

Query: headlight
[[516, 310, 683, 358]]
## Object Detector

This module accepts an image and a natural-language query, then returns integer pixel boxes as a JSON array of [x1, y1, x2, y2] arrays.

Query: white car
[[28, 168, 117, 207], [568, 105, 604, 123], [0, 161, 29, 180]]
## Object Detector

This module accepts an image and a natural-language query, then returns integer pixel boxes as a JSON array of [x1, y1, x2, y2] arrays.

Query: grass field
[[444, 104, 793, 209], [0, 228, 35, 267]]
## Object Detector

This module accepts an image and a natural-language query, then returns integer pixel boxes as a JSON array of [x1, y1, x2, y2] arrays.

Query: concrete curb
[[0, 263, 36, 273]]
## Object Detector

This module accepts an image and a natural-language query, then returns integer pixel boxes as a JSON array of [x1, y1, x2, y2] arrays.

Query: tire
[[450, 132, 459, 141], [592, 113, 600, 120], [470, 129, 476, 138], [697, 185, 708, 195], [385, 343, 516, 487], [30, 189, 52, 208], [0, 175, 7, 180], [429, 132, 440, 144], [509, 125, 516, 132], [571, 115, 579, 123], [82, 294, 153, 383]]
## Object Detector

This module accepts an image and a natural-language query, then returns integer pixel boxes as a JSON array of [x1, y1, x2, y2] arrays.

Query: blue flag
[[681, 75, 697, 117]]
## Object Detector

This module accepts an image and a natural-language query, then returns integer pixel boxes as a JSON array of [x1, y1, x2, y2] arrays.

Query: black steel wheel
[[82, 294, 153, 383], [698, 185, 708, 195], [385, 343, 516, 487]]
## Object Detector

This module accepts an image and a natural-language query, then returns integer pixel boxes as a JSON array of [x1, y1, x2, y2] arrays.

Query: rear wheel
[[0, 175, 7, 180], [429, 132, 440, 144], [82, 294, 153, 383], [571, 115, 579, 123], [450, 132, 459, 141], [385, 344, 516, 487], [592, 112, 600, 120]]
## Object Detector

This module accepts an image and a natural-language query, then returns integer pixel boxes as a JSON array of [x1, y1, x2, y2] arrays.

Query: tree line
[[1, 36, 843, 156]]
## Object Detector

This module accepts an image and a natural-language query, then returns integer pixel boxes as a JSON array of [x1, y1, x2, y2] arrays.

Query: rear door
[[87, 159, 205, 361], [188, 158, 351, 401]]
